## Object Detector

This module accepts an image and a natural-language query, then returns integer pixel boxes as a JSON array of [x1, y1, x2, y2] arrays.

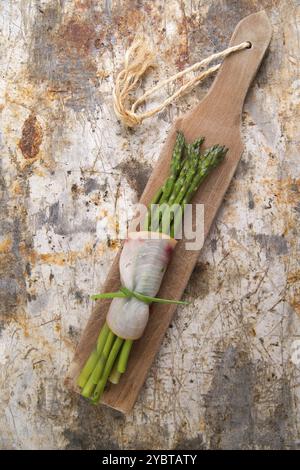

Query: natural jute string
[[113, 37, 251, 127]]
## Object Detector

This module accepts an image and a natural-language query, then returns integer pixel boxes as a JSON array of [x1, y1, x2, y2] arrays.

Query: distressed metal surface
[[0, 0, 300, 450]]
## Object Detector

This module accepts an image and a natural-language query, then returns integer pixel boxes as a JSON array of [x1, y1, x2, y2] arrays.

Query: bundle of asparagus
[[77, 132, 227, 403]]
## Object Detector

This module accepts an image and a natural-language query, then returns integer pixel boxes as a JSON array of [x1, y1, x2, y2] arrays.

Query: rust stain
[[71, 183, 85, 198], [0, 236, 13, 254], [114, 9, 144, 41], [289, 296, 300, 317], [74, 0, 102, 15], [60, 18, 95, 54], [89, 193, 101, 206], [96, 69, 109, 79], [39, 252, 74, 266], [16, 314, 30, 338], [84, 242, 96, 256], [11, 180, 23, 195], [263, 177, 299, 236], [287, 270, 300, 317], [20, 246, 96, 267], [290, 300, 300, 317], [18, 114, 43, 160], [19, 236, 120, 270], [28, 2, 104, 113], [32, 167, 46, 177], [32, 360, 46, 369], [5, 82, 37, 108], [288, 271, 300, 284], [243, 176, 299, 222], [107, 239, 121, 250]]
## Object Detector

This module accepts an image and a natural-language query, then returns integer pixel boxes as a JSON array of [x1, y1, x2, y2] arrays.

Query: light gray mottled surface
[[0, 0, 300, 450]]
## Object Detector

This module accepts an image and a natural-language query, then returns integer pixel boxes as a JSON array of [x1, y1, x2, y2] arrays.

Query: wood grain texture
[[66, 11, 272, 413]]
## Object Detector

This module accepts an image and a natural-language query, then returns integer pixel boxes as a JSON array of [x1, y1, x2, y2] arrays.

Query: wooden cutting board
[[66, 11, 272, 413]]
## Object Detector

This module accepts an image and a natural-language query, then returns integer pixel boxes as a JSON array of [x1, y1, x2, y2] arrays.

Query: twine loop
[[113, 37, 251, 127]]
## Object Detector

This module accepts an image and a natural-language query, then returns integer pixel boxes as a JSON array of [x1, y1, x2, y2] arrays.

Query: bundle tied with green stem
[[77, 131, 227, 404]]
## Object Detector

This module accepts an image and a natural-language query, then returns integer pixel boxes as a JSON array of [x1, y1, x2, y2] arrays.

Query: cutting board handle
[[197, 11, 272, 126]]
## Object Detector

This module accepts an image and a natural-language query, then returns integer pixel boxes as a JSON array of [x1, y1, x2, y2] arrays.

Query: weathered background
[[0, 0, 300, 450]]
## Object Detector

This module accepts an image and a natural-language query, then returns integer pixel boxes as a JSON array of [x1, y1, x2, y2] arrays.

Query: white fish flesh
[[106, 232, 176, 339]]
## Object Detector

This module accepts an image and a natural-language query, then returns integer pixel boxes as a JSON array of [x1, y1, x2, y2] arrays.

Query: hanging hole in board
[[246, 41, 252, 49]]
